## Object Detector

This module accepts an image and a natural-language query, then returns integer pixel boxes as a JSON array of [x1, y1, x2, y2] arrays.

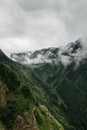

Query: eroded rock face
[[13, 111, 39, 130]]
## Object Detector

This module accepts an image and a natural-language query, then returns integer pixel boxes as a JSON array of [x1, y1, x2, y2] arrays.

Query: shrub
[[0, 100, 18, 128], [0, 63, 20, 91], [34, 109, 43, 125], [21, 85, 33, 99]]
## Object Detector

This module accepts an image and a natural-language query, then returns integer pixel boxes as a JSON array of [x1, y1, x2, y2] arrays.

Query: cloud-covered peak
[[10, 38, 87, 66]]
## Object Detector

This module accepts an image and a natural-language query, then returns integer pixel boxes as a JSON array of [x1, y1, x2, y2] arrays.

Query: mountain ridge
[[0, 38, 87, 130], [10, 38, 87, 67], [0, 49, 66, 130]]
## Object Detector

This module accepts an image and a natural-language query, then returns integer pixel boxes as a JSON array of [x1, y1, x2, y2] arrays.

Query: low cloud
[[0, 0, 87, 53]]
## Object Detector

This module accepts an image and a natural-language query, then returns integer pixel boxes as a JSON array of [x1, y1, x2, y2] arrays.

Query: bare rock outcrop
[[13, 111, 39, 130]]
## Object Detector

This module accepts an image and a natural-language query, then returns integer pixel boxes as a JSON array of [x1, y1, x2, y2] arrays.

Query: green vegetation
[[21, 84, 33, 99], [0, 63, 20, 91], [0, 50, 87, 130], [33, 62, 87, 130], [0, 101, 18, 128], [0, 51, 63, 130], [34, 106, 63, 130]]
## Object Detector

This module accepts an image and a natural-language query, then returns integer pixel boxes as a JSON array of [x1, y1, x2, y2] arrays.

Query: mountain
[[11, 47, 59, 65], [11, 38, 87, 130], [0, 50, 66, 130], [11, 38, 87, 66], [32, 62, 87, 130], [30, 39, 87, 130], [1, 38, 87, 130]]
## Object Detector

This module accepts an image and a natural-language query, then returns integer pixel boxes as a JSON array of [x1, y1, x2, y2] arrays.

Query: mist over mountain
[[11, 38, 87, 67], [0, 38, 87, 130], [0, 0, 87, 129]]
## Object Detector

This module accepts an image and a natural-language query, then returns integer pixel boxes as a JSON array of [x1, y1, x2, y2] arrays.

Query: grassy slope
[[0, 50, 64, 130], [32, 62, 87, 130]]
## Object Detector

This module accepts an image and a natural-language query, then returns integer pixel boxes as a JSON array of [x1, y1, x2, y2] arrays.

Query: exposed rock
[[13, 111, 39, 130]]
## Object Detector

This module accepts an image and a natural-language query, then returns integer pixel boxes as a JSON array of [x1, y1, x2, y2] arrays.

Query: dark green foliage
[[33, 63, 58, 83], [34, 108, 43, 125], [0, 63, 20, 91], [21, 85, 33, 99], [0, 50, 61, 130], [33, 61, 87, 130], [48, 63, 87, 130], [1, 49, 87, 130], [0, 101, 18, 128]]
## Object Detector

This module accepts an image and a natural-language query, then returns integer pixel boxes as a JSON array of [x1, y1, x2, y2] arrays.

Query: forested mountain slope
[[1, 38, 87, 130], [0, 50, 65, 130]]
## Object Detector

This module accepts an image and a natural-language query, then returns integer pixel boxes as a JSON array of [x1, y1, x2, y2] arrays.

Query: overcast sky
[[0, 0, 87, 53]]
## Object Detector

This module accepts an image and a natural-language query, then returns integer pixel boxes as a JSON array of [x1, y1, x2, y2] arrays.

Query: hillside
[[0, 50, 66, 130], [30, 39, 87, 130], [1, 38, 87, 130], [10, 38, 87, 130]]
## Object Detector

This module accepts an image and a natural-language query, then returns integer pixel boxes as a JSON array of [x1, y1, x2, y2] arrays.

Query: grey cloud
[[0, 0, 25, 38], [0, 0, 87, 53], [17, 0, 61, 11]]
